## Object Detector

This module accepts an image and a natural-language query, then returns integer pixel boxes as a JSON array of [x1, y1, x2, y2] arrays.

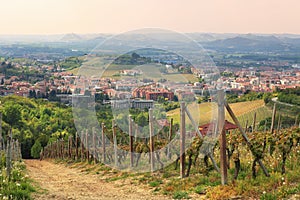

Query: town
[[0, 54, 299, 106]]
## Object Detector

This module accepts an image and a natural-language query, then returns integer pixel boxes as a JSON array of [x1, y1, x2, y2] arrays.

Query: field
[[167, 99, 272, 127], [69, 60, 198, 83]]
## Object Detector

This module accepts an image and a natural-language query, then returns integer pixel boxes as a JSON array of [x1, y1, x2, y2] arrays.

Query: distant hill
[[60, 33, 83, 42], [202, 34, 300, 52]]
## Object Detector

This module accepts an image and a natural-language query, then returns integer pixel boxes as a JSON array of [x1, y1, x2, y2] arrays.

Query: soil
[[24, 159, 171, 200]]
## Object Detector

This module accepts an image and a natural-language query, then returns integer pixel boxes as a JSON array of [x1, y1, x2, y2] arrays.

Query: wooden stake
[[252, 112, 257, 133], [277, 114, 281, 133], [112, 120, 118, 167], [68, 136, 72, 159], [134, 124, 138, 142], [245, 120, 248, 133], [86, 130, 89, 162], [149, 109, 155, 172], [167, 118, 173, 159], [92, 127, 97, 164], [6, 134, 12, 180], [270, 103, 276, 134], [81, 131, 84, 161], [129, 116, 134, 168], [180, 102, 186, 178], [61, 139, 64, 159], [0, 113, 2, 151], [218, 90, 227, 185], [101, 123, 106, 163], [75, 132, 79, 160]]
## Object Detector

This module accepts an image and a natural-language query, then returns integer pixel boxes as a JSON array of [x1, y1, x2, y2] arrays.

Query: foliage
[[60, 56, 84, 70], [31, 140, 42, 159], [113, 52, 151, 65], [277, 87, 300, 106], [226, 91, 264, 103], [0, 96, 76, 158], [172, 191, 190, 199], [0, 157, 36, 200], [3, 102, 22, 128]]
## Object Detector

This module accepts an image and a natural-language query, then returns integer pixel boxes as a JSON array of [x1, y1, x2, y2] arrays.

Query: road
[[25, 160, 170, 200], [271, 97, 299, 108]]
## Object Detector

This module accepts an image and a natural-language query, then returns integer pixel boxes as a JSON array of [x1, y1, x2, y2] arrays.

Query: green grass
[[172, 191, 190, 199], [0, 160, 36, 200]]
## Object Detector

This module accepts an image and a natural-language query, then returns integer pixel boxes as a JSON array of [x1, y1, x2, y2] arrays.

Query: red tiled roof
[[199, 120, 238, 136]]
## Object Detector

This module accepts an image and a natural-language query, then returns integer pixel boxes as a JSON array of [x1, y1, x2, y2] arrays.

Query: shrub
[[172, 191, 190, 199]]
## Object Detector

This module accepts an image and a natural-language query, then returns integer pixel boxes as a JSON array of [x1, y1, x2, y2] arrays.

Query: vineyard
[[40, 97, 300, 199]]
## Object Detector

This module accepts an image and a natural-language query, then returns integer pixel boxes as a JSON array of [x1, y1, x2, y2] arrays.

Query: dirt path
[[25, 160, 170, 200]]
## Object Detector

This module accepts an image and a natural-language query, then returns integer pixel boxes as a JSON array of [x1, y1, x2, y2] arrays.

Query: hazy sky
[[1, 0, 300, 35]]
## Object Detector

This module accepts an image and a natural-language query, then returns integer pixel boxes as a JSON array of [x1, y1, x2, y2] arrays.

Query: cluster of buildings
[[0, 60, 299, 104], [132, 85, 174, 101], [219, 67, 300, 93]]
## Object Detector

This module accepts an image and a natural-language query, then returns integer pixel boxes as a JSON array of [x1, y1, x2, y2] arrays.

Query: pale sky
[[1, 0, 300, 35]]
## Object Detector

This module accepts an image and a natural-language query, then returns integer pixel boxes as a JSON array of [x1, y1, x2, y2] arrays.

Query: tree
[[31, 140, 42, 159], [48, 90, 57, 101], [131, 52, 140, 59], [157, 96, 165, 104], [263, 93, 272, 104], [3, 103, 21, 129], [136, 112, 148, 127]]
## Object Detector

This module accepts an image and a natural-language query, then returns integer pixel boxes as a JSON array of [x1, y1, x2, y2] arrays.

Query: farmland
[[69, 57, 198, 83], [167, 99, 272, 128]]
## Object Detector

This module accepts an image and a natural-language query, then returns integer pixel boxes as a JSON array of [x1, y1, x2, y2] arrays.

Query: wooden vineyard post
[[53, 141, 56, 158], [0, 112, 2, 151], [252, 112, 257, 133], [218, 90, 227, 185], [294, 115, 298, 127], [225, 101, 270, 177], [135, 124, 138, 142], [75, 133, 79, 160], [101, 123, 106, 163], [81, 131, 85, 161], [92, 127, 97, 164], [167, 118, 173, 159], [49, 142, 52, 158], [56, 140, 59, 159], [129, 116, 134, 168], [61, 139, 64, 160], [57, 140, 60, 159], [180, 102, 186, 178], [86, 130, 89, 162], [11, 139, 15, 161], [277, 114, 281, 133], [16, 139, 20, 160], [57, 139, 60, 159], [112, 120, 118, 167], [52, 142, 54, 159], [149, 109, 155, 172], [54, 141, 57, 159], [6, 134, 12, 180], [245, 120, 248, 133], [68, 136, 72, 159], [68, 136, 70, 158], [270, 103, 276, 134]]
